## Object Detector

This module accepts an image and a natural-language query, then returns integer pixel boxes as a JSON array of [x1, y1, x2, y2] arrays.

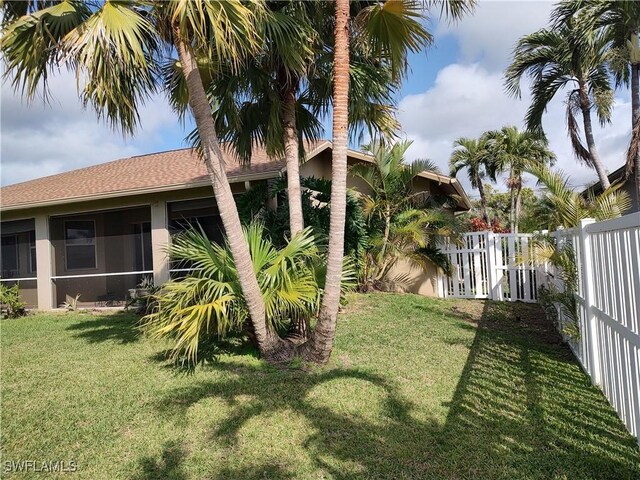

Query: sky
[[0, 1, 633, 197]]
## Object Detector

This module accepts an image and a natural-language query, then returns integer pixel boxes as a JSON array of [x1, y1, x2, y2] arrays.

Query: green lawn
[[1, 294, 639, 479]]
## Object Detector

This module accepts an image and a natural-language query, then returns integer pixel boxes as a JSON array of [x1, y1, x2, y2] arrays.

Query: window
[[133, 222, 152, 271], [1, 235, 19, 278], [65, 220, 96, 270]]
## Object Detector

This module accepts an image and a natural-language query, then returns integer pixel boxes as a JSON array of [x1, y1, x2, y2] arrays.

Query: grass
[[1, 293, 639, 479]]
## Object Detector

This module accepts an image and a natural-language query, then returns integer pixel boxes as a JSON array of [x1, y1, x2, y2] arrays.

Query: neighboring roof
[[0, 139, 470, 212], [581, 164, 627, 196]]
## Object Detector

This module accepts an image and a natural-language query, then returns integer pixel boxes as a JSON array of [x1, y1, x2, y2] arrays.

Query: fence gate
[[440, 232, 542, 302]]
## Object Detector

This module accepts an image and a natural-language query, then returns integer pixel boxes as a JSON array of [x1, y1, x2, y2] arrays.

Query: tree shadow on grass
[[134, 440, 187, 480], [66, 311, 141, 344], [434, 301, 640, 479], [143, 300, 640, 479]]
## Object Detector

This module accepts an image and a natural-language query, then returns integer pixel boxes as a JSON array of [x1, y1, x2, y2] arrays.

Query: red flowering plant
[[468, 217, 510, 233]]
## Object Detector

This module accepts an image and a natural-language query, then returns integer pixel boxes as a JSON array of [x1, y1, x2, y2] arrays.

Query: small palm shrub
[[142, 223, 354, 365], [61, 293, 82, 312], [523, 165, 631, 341], [528, 236, 580, 340], [360, 208, 464, 291], [0, 284, 27, 319]]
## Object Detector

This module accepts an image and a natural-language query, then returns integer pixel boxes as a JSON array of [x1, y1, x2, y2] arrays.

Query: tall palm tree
[[300, 0, 461, 364], [505, 19, 614, 189], [485, 126, 556, 233], [299, 0, 350, 365], [553, 0, 640, 207], [0, 0, 280, 357], [449, 137, 495, 223]]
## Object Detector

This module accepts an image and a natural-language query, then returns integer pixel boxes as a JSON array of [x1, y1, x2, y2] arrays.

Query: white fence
[[552, 214, 640, 443], [439, 232, 543, 302], [439, 213, 640, 443]]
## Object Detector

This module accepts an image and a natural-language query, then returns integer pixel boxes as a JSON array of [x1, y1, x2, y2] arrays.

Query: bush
[[0, 284, 27, 319], [141, 222, 357, 367], [237, 176, 368, 257]]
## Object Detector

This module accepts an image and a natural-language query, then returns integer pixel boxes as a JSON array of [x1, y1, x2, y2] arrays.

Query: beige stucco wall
[[385, 259, 440, 297], [299, 150, 382, 196], [300, 152, 442, 298]]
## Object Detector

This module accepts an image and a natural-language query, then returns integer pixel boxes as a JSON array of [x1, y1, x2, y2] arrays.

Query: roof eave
[[0, 170, 280, 213]]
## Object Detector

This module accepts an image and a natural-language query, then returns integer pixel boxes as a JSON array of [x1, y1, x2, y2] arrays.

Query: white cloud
[[0, 70, 186, 186], [437, 0, 555, 71], [398, 63, 632, 196]]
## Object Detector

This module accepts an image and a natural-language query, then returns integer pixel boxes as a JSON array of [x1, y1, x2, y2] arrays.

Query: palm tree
[[298, 0, 351, 365], [526, 164, 631, 229], [485, 126, 556, 233], [142, 224, 320, 364], [351, 139, 439, 259], [363, 207, 462, 290], [1, 0, 279, 357], [553, 0, 640, 207], [302, 0, 475, 364], [505, 19, 614, 189], [449, 137, 495, 223]]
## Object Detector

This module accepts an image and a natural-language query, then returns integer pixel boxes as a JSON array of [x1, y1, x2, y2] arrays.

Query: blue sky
[[0, 1, 632, 196]]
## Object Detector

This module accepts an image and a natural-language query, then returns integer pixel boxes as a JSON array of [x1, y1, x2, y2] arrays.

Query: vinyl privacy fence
[[439, 212, 640, 443]]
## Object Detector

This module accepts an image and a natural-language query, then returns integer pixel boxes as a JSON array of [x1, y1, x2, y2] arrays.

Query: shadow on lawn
[[144, 301, 640, 479], [134, 440, 187, 480], [66, 311, 141, 344]]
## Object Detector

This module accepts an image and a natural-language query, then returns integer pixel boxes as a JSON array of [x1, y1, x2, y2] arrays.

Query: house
[[0, 140, 471, 310], [581, 164, 640, 213]]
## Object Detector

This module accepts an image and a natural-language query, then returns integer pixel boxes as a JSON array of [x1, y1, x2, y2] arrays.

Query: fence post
[[578, 218, 601, 386], [486, 231, 497, 300], [436, 270, 445, 299]]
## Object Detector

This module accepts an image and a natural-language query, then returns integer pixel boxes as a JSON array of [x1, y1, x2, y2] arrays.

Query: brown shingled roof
[[1, 140, 329, 210]]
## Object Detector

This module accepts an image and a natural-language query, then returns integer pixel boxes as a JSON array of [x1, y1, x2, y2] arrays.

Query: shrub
[[468, 217, 510, 233], [0, 284, 27, 319], [142, 222, 357, 366], [237, 176, 368, 257]]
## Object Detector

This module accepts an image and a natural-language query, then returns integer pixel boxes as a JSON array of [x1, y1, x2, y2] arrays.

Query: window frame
[[64, 219, 97, 271], [28, 231, 37, 273], [132, 222, 152, 272]]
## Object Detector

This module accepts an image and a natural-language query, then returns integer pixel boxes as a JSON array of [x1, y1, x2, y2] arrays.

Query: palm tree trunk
[[282, 84, 305, 236], [477, 178, 489, 224], [508, 168, 516, 233], [580, 86, 610, 190], [380, 204, 391, 258], [631, 51, 640, 208], [173, 27, 280, 357], [514, 182, 522, 234], [301, 0, 350, 365], [632, 61, 639, 125]]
